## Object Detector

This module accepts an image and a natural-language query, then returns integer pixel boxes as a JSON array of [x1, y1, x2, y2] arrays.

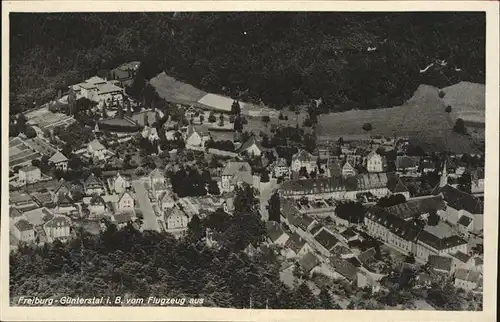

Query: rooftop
[[428, 255, 453, 272], [88, 139, 106, 151], [298, 252, 321, 272], [330, 257, 358, 281], [451, 251, 472, 263], [396, 155, 420, 169], [19, 165, 39, 172], [45, 216, 71, 228], [385, 195, 446, 220], [314, 228, 339, 251], [266, 221, 287, 242], [433, 184, 483, 214], [49, 151, 68, 163], [285, 233, 307, 254], [14, 219, 34, 232], [455, 268, 481, 284]]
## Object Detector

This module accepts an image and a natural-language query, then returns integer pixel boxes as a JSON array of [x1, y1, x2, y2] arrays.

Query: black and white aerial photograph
[[3, 2, 499, 320]]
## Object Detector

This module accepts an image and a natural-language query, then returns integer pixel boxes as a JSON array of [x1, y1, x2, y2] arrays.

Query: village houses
[[117, 190, 135, 213]]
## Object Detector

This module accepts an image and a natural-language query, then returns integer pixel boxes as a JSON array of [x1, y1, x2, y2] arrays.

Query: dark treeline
[[10, 12, 485, 113]]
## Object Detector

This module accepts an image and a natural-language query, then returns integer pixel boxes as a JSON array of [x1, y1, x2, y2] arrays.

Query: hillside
[[316, 84, 484, 154], [10, 12, 485, 114]]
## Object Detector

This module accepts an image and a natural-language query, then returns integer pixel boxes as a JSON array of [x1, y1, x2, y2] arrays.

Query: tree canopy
[[10, 13, 485, 114]]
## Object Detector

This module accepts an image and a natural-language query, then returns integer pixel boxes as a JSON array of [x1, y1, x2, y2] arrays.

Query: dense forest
[[10, 12, 485, 114]]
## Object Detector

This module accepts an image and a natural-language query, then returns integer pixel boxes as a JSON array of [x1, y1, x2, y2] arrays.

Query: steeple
[[439, 160, 448, 187]]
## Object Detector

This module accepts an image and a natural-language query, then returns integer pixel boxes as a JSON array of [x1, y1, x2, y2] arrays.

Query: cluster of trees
[[9, 114, 35, 138], [53, 122, 95, 150], [205, 139, 235, 152], [335, 201, 366, 224], [167, 166, 220, 197], [10, 13, 484, 116], [377, 194, 406, 207]]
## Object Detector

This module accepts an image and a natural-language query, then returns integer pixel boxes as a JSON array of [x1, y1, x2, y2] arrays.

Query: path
[[132, 180, 161, 232], [259, 179, 278, 221]]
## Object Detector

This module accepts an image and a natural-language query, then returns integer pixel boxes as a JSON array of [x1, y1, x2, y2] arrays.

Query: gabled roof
[[332, 244, 353, 256], [113, 212, 133, 224], [149, 168, 165, 179], [89, 195, 105, 205], [285, 233, 307, 254], [387, 178, 410, 194], [358, 247, 376, 264], [88, 139, 106, 151], [222, 161, 251, 176], [309, 224, 323, 237], [58, 194, 74, 205], [85, 173, 102, 187], [451, 251, 472, 263], [385, 195, 446, 220], [14, 219, 34, 232], [455, 269, 481, 283], [474, 257, 483, 266], [366, 150, 380, 161], [340, 228, 357, 240], [161, 191, 173, 203], [396, 155, 420, 169], [266, 221, 287, 242], [366, 207, 421, 241], [330, 257, 358, 281], [49, 151, 68, 163], [45, 216, 71, 228], [433, 184, 483, 214], [292, 149, 317, 162], [428, 255, 453, 272], [298, 252, 321, 272], [457, 215, 473, 227], [314, 228, 339, 251], [118, 190, 134, 203], [417, 229, 467, 251], [10, 207, 23, 219], [239, 136, 264, 153], [85, 76, 107, 85], [20, 165, 39, 172], [342, 161, 356, 172], [165, 207, 187, 220]]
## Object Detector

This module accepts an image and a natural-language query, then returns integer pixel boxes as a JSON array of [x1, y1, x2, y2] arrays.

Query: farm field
[[316, 84, 484, 154]]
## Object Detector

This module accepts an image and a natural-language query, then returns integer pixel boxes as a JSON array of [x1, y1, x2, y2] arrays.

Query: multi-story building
[[18, 166, 41, 185]]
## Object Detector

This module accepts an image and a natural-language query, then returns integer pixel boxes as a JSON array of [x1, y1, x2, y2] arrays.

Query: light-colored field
[[441, 81, 485, 125], [150, 72, 207, 104], [316, 84, 484, 154]]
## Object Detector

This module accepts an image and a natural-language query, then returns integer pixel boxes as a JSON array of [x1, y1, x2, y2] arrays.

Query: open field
[[150, 72, 207, 104], [441, 81, 485, 125], [316, 84, 484, 154]]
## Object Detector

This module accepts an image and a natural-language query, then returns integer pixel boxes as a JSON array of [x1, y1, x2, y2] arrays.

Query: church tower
[[439, 160, 448, 187]]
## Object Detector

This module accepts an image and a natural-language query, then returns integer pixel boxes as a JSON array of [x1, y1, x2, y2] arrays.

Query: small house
[[117, 190, 135, 212], [48, 151, 68, 171]]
